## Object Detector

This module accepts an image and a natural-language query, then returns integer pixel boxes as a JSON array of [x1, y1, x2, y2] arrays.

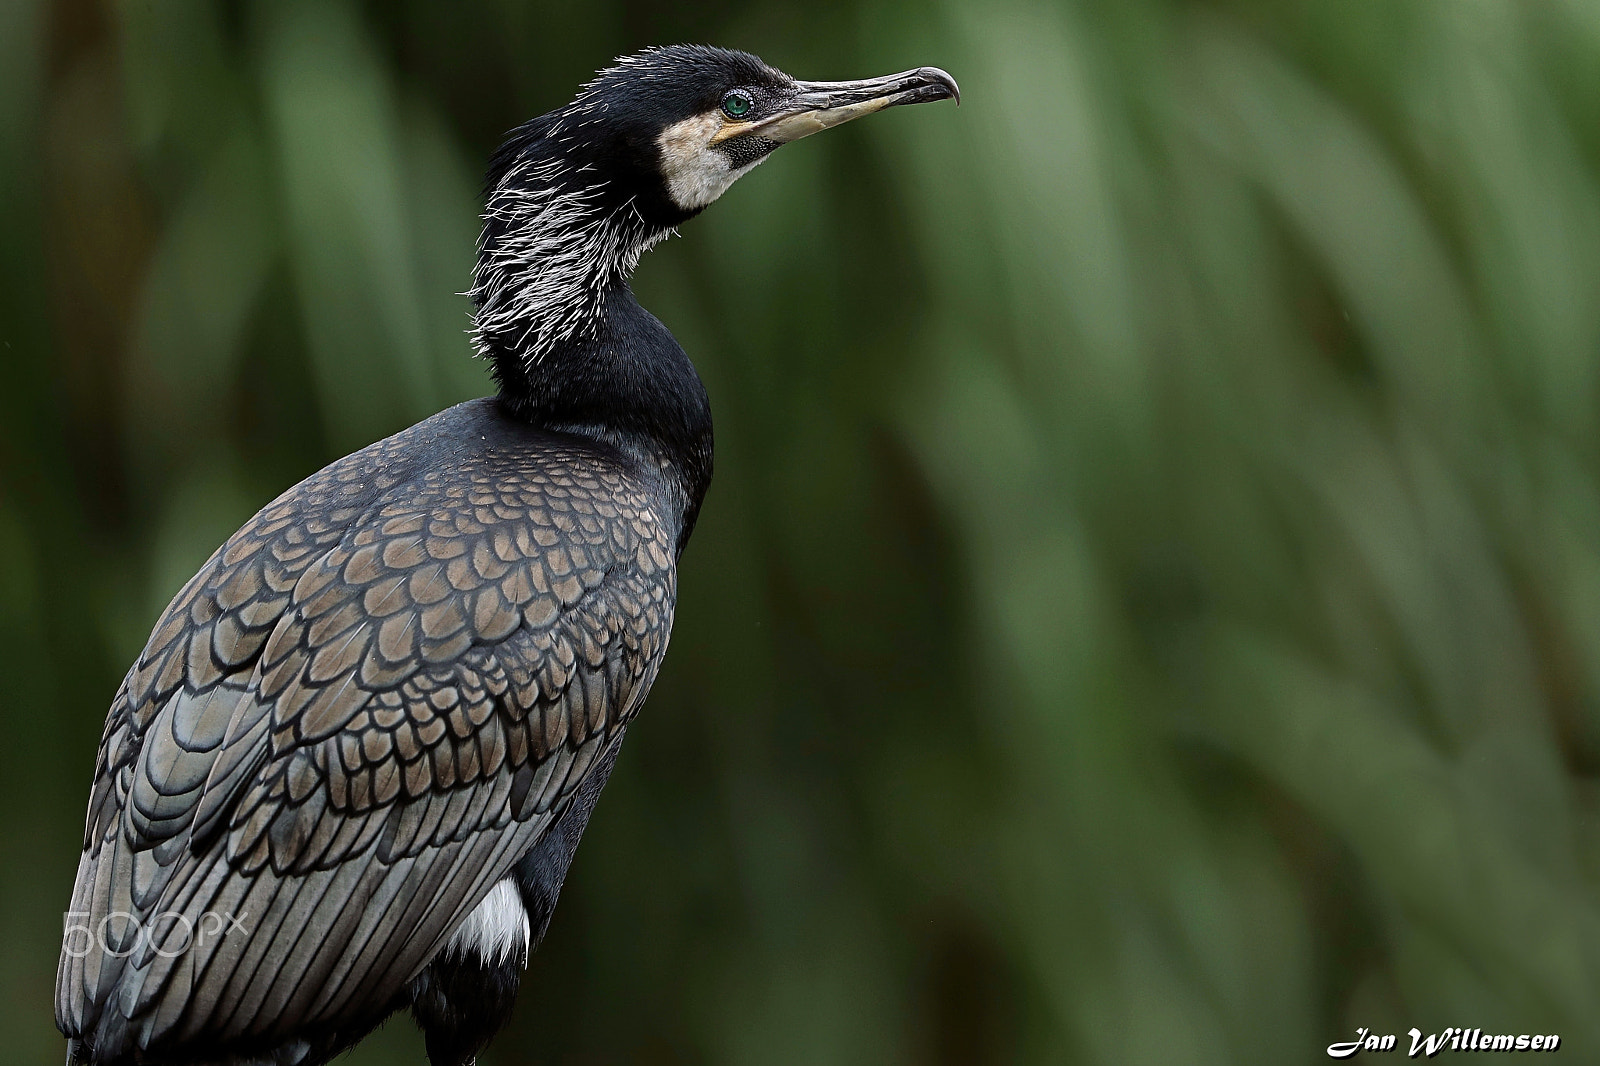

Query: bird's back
[[58, 397, 678, 1064]]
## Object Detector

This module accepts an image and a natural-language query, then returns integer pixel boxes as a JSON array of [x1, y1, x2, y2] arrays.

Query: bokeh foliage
[[4, 0, 1600, 1062]]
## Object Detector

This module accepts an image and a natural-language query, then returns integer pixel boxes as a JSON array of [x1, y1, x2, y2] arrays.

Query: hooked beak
[[712, 66, 960, 145]]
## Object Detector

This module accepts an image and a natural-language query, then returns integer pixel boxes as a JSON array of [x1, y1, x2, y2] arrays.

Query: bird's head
[[472, 45, 958, 368]]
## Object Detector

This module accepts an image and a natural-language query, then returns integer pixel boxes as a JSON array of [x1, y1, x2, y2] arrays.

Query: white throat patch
[[658, 112, 768, 211], [443, 877, 530, 968]]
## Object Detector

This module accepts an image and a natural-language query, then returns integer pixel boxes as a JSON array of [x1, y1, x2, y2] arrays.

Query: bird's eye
[[722, 92, 753, 119]]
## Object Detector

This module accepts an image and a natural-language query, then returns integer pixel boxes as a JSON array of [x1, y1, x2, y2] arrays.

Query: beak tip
[[918, 66, 961, 105]]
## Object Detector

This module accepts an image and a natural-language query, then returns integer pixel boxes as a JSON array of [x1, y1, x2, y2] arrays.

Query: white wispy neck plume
[[468, 156, 673, 369]]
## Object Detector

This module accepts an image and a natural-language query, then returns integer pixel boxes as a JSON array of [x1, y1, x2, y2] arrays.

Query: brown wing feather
[[57, 421, 675, 1060]]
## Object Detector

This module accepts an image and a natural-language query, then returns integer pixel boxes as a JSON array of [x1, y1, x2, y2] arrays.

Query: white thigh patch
[[443, 878, 530, 968]]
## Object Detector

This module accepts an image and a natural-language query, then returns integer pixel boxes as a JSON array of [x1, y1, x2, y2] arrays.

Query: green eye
[[722, 92, 753, 119]]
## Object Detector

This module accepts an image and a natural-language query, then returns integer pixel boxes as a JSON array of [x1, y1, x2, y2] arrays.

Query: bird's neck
[[470, 157, 674, 364], [470, 168, 712, 548]]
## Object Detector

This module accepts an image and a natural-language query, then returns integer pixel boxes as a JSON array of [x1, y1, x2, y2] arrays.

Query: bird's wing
[[57, 437, 676, 1057]]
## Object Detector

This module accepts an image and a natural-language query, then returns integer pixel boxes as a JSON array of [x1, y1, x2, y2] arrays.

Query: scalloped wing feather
[[57, 408, 675, 1061]]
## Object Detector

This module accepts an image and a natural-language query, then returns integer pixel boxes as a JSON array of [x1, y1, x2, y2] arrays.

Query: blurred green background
[[5, 0, 1600, 1062]]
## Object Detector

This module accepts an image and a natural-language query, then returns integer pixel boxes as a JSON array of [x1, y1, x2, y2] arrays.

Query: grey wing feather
[[57, 433, 675, 1059]]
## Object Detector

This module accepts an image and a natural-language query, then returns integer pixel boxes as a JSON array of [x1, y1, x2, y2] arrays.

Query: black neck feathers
[[470, 124, 712, 546]]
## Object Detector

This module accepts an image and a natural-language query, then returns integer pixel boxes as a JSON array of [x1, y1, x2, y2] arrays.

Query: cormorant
[[55, 45, 957, 1066]]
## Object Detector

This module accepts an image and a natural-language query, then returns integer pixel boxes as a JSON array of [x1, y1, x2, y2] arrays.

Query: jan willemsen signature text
[[1329, 1027, 1561, 1058]]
